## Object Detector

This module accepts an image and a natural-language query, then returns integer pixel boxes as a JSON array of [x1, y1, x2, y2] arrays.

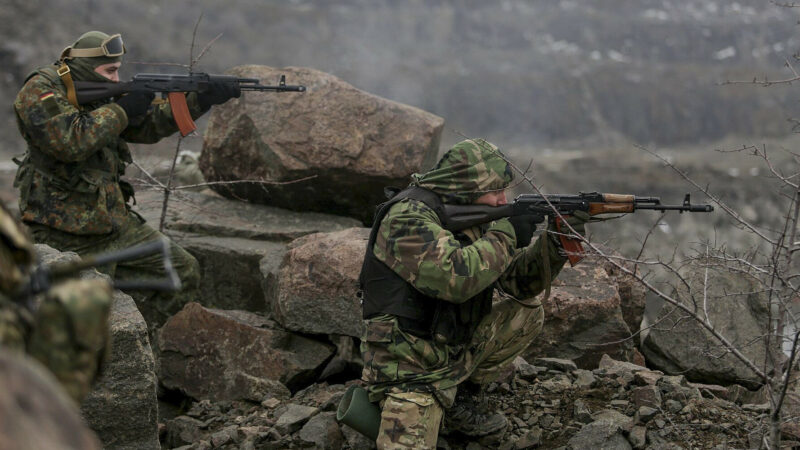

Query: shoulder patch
[[39, 92, 60, 118]]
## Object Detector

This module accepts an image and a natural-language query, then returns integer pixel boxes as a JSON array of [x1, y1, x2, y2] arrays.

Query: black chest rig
[[359, 186, 493, 345]]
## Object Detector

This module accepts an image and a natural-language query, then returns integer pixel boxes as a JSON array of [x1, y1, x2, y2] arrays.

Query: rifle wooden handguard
[[588, 203, 635, 215]]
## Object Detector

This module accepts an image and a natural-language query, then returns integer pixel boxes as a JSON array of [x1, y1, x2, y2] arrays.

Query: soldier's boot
[[443, 381, 508, 437]]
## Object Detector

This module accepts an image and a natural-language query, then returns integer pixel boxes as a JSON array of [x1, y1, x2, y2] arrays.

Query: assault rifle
[[15, 238, 181, 310], [73, 73, 306, 136], [441, 192, 714, 265]]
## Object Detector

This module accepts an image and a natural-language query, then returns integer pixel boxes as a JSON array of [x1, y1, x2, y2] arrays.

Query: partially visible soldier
[[0, 201, 111, 403], [12, 31, 239, 327], [359, 139, 588, 449]]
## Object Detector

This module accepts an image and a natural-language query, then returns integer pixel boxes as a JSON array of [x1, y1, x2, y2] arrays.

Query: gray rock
[[633, 370, 662, 386], [568, 420, 632, 450], [635, 407, 658, 425], [298, 412, 344, 449], [665, 399, 682, 413], [210, 426, 238, 448], [574, 399, 593, 424], [628, 425, 647, 449], [274, 403, 320, 435], [534, 357, 578, 372], [33, 245, 159, 449], [341, 423, 377, 449], [134, 189, 360, 242], [631, 385, 662, 409], [742, 403, 770, 413], [514, 356, 539, 380], [200, 65, 443, 223], [82, 290, 159, 450], [158, 303, 333, 399], [590, 245, 648, 335], [598, 353, 648, 375], [573, 369, 596, 389], [163, 416, 206, 449], [641, 262, 773, 389], [593, 409, 634, 433], [727, 384, 769, 405], [539, 374, 573, 392], [658, 376, 701, 404], [515, 427, 542, 449], [525, 261, 634, 368], [0, 350, 102, 450], [271, 228, 368, 337], [169, 232, 287, 312]]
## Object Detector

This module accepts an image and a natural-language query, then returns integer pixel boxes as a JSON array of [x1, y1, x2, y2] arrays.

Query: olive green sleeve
[[497, 231, 567, 300], [13, 75, 127, 163], [373, 199, 517, 304]]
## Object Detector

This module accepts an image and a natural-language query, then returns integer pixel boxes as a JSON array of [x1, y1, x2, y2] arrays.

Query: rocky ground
[[158, 355, 777, 450]]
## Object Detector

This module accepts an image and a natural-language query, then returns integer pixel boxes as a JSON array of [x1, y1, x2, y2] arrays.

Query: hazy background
[[2, 0, 799, 258]]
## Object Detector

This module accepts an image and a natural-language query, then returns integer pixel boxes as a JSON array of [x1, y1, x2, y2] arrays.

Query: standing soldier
[[12, 31, 239, 327], [359, 139, 588, 448]]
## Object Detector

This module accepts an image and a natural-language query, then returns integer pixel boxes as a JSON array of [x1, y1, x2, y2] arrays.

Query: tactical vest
[[359, 186, 493, 345]]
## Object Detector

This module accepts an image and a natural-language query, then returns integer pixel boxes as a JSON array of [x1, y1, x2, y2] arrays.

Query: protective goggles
[[60, 34, 126, 59]]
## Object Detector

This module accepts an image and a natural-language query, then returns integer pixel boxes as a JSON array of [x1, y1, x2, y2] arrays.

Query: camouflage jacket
[[361, 139, 568, 403], [13, 64, 207, 235]]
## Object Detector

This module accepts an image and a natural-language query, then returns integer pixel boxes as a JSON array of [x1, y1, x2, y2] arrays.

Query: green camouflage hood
[[411, 139, 513, 205]]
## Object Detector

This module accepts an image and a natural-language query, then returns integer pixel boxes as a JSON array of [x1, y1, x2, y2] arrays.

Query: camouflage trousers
[[0, 278, 112, 403], [367, 297, 545, 449], [28, 211, 200, 329]]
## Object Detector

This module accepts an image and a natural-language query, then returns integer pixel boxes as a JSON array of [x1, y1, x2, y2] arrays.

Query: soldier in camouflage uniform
[[13, 31, 239, 327], [359, 139, 587, 449], [0, 201, 112, 403]]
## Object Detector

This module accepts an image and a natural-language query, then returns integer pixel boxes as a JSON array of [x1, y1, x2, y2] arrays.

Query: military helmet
[[0, 203, 34, 293], [59, 31, 125, 83]]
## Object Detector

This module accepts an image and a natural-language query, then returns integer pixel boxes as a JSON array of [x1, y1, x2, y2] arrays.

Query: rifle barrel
[[636, 204, 714, 212], [241, 85, 306, 92]]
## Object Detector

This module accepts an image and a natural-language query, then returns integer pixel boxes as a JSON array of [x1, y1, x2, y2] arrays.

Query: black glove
[[198, 81, 241, 110], [115, 91, 154, 120], [508, 215, 537, 249]]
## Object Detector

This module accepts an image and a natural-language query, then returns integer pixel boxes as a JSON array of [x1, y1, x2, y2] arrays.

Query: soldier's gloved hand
[[116, 91, 154, 120], [561, 211, 590, 237], [508, 215, 537, 248], [198, 81, 241, 110]]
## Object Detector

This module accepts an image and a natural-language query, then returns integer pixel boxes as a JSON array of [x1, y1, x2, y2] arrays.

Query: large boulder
[[641, 261, 771, 389], [590, 245, 647, 334], [171, 233, 287, 313], [199, 65, 444, 223], [271, 227, 369, 337], [133, 189, 359, 315], [81, 290, 160, 450], [524, 260, 634, 369], [134, 189, 360, 242], [158, 303, 335, 399], [0, 350, 102, 450]]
